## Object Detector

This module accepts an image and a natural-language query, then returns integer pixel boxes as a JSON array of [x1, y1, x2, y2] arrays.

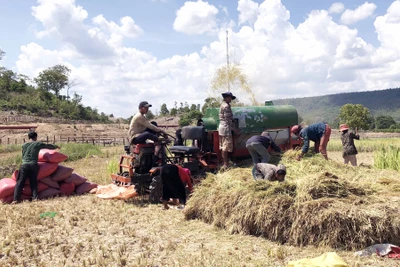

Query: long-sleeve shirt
[[341, 131, 360, 157], [299, 122, 326, 154], [128, 112, 161, 140], [246, 135, 281, 152], [218, 101, 233, 136], [178, 166, 193, 192], [22, 142, 57, 165], [254, 163, 286, 181]]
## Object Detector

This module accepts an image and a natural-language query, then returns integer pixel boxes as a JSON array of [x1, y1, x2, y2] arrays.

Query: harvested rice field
[[1, 140, 400, 266]]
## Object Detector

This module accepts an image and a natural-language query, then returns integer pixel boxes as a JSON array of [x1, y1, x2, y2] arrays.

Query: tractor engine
[[132, 144, 155, 174]]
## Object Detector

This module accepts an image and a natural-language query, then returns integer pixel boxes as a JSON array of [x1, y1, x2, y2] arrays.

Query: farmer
[[291, 122, 332, 161], [246, 131, 282, 165], [218, 92, 238, 170], [253, 163, 287, 182], [161, 164, 187, 210], [13, 131, 59, 203], [340, 124, 360, 166], [128, 101, 166, 144]]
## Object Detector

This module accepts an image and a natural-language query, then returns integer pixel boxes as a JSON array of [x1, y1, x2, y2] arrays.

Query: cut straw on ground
[[184, 151, 400, 250]]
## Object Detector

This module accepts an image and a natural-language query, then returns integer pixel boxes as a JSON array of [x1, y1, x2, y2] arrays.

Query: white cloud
[[92, 15, 143, 38], [237, 0, 259, 25], [173, 0, 219, 35], [13, 0, 400, 118], [328, 2, 345, 14], [340, 2, 377, 25]]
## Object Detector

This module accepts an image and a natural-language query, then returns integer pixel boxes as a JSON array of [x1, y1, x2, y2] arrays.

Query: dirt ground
[[0, 120, 399, 266], [0, 149, 398, 266]]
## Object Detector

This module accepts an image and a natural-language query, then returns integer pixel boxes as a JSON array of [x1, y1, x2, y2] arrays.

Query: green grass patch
[[328, 138, 400, 152], [374, 146, 400, 171], [0, 144, 21, 153], [59, 143, 103, 162]]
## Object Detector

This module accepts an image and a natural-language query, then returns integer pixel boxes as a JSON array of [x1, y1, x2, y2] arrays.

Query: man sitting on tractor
[[128, 101, 166, 144]]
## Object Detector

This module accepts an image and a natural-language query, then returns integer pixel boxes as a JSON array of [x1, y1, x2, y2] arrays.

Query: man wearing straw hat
[[340, 124, 360, 166], [218, 92, 238, 170]]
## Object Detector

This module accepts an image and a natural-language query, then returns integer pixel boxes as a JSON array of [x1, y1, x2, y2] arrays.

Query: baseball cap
[[139, 101, 152, 109]]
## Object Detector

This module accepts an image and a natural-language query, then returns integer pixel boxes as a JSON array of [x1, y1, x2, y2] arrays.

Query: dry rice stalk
[[184, 151, 400, 250]]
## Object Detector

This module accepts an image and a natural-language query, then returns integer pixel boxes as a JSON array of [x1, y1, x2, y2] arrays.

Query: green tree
[[211, 64, 259, 105], [375, 115, 396, 129], [34, 64, 71, 96], [190, 104, 197, 111], [160, 103, 169, 116], [170, 108, 178, 116], [339, 104, 371, 130], [146, 110, 155, 120], [0, 49, 4, 60], [202, 97, 220, 114]]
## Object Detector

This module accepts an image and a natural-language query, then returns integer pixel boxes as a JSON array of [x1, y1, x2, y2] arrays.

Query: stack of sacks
[[0, 149, 98, 203]]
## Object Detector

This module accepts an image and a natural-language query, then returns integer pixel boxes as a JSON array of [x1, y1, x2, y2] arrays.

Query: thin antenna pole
[[226, 29, 230, 92]]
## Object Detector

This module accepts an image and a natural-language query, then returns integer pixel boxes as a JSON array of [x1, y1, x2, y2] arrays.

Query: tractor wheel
[[149, 175, 163, 204]]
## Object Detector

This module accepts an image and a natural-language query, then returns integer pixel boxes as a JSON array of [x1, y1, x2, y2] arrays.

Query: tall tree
[[160, 103, 169, 116], [339, 104, 371, 130], [34, 64, 71, 96], [211, 65, 259, 105], [0, 49, 5, 60], [375, 115, 396, 129], [202, 97, 220, 114]]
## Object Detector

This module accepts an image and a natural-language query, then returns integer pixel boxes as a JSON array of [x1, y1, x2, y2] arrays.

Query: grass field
[[0, 141, 399, 266]]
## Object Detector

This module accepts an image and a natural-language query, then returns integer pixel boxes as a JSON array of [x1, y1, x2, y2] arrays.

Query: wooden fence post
[[53, 135, 56, 144], [123, 138, 125, 145], [67, 137, 70, 143], [47, 136, 49, 143], [114, 137, 116, 146], [7, 138, 10, 145], [92, 138, 95, 145], [103, 140, 105, 147], [15, 139, 17, 144], [23, 138, 26, 143]]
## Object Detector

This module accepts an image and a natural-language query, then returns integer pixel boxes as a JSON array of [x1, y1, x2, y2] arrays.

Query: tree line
[[0, 49, 109, 122]]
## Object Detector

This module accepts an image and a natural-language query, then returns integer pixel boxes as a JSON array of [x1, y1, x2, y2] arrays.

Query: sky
[[0, 0, 400, 118]]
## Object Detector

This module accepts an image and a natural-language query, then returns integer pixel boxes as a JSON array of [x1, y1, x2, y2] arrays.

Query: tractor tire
[[149, 175, 163, 204]]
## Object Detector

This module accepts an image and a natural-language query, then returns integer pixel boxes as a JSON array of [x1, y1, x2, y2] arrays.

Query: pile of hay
[[184, 152, 400, 249]]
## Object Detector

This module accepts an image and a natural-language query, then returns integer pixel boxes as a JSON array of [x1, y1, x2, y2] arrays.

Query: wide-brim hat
[[339, 124, 349, 132], [221, 92, 236, 100]]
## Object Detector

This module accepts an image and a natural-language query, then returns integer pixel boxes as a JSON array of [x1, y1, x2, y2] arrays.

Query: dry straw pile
[[184, 151, 400, 250]]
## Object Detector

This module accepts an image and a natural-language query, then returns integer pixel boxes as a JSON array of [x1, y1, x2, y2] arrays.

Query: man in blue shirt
[[291, 122, 331, 161], [246, 131, 281, 165]]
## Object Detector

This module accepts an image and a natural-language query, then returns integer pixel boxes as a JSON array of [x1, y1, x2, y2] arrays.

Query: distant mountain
[[273, 88, 400, 124]]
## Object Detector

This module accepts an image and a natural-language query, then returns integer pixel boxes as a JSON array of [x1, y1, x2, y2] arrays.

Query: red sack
[[38, 188, 61, 199], [75, 182, 98, 195], [60, 182, 75, 196], [0, 178, 16, 198], [64, 173, 87, 186], [39, 176, 60, 189], [22, 182, 49, 196], [11, 170, 27, 184], [51, 166, 74, 182], [38, 163, 58, 179], [39, 149, 68, 163], [1, 194, 30, 204]]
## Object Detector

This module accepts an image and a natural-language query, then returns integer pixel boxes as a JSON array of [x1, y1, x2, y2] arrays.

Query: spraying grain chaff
[[184, 153, 400, 250]]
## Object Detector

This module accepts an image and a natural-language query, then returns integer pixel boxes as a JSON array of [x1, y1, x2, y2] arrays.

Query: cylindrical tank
[[203, 105, 298, 133]]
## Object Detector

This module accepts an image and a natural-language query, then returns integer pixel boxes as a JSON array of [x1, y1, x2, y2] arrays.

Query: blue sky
[[0, 0, 395, 67], [1, 0, 399, 117]]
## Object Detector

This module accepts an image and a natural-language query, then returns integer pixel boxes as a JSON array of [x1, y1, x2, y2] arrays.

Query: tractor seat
[[169, 126, 205, 155], [169, 146, 200, 154]]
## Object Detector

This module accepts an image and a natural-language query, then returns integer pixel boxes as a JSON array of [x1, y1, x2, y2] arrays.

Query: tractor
[[111, 101, 301, 201]]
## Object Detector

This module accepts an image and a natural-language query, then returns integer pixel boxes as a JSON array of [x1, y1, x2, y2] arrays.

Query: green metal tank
[[203, 104, 298, 133]]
